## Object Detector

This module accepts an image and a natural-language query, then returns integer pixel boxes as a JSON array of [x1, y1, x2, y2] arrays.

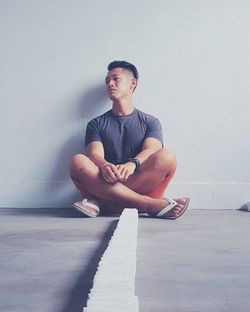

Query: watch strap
[[128, 158, 140, 171]]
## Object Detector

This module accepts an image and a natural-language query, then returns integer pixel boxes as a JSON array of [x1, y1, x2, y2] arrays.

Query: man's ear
[[131, 78, 137, 91]]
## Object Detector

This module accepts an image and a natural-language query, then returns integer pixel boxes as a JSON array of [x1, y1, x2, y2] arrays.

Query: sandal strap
[[157, 197, 178, 217], [82, 198, 100, 213]]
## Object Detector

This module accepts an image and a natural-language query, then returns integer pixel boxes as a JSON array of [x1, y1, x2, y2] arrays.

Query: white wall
[[0, 0, 249, 209]]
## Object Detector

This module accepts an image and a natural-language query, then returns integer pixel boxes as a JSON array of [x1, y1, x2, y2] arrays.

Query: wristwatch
[[127, 158, 140, 171]]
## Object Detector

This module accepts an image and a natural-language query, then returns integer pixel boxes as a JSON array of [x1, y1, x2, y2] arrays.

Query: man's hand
[[101, 162, 136, 183], [115, 162, 136, 182], [101, 163, 121, 183]]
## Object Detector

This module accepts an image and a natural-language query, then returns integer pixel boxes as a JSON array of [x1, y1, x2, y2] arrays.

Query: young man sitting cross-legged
[[69, 61, 190, 218]]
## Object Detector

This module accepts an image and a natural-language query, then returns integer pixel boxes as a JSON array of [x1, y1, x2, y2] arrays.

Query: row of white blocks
[[83, 208, 139, 312]]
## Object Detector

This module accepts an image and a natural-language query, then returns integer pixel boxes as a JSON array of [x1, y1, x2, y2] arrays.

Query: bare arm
[[116, 138, 163, 182], [134, 137, 162, 165], [86, 141, 121, 183], [86, 138, 162, 183], [86, 141, 106, 168]]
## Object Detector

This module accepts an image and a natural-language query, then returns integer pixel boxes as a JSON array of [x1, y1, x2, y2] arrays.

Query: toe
[[164, 204, 185, 218], [174, 198, 188, 205]]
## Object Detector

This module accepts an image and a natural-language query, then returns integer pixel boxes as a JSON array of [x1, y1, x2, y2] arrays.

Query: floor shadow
[[61, 219, 118, 312], [0, 208, 123, 218], [0, 208, 84, 218], [0, 208, 151, 219]]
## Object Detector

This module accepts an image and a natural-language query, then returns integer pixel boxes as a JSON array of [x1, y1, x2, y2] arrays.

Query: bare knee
[[151, 148, 177, 174], [69, 154, 91, 179]]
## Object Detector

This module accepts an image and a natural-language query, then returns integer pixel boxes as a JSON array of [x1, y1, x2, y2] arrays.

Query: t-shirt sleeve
[[145, 116, 164, 146], [85, 119, 102, 147]]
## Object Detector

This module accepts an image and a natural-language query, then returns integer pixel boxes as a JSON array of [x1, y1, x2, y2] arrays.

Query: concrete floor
[[0, 208, 249, 312]]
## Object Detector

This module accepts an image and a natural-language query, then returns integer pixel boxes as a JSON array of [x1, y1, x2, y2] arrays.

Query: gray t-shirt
[[85, 108, 163, 164]]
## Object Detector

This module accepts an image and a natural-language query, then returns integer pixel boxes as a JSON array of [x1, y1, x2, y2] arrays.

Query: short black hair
[[107, 60, 139, 79]]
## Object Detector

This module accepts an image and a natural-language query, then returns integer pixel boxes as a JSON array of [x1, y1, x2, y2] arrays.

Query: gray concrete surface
[[136, 209, 250, 312], [0, 208, 249, 312]]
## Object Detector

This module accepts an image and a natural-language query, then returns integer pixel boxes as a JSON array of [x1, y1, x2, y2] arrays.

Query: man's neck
[[111, 98, 134, 116]]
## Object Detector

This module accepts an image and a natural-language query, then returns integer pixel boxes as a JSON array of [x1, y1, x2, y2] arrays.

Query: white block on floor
[[83, 208, 139, 312]]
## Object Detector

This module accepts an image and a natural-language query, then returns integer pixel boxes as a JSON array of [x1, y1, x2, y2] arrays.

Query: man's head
[[105, 61, 139, 100], [107, 61, 139, 80]]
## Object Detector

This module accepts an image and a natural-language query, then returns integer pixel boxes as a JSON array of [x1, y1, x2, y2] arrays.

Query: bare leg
[[69, 154, 167, 210], [124, 148, 176, 194], [100, 148, 177, 213], [69, 149, 186, 217]]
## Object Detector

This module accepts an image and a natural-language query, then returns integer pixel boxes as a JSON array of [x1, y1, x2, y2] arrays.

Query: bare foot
[[163, 198, 188, 218], [148, 198, 189, 219]]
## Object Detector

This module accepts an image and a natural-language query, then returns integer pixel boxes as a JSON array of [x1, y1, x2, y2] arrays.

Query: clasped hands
[[101, 162, 136, 183]]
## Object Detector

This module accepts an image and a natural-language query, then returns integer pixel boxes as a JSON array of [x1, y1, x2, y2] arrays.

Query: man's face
[[105, 68, 137, 100]]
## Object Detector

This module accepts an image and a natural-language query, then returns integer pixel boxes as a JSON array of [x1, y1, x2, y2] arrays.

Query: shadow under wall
[[77, 83, 110, 118], [48, 84, 110, 206], [55, 83, 108, 179], [61, 219, 118, 312]]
